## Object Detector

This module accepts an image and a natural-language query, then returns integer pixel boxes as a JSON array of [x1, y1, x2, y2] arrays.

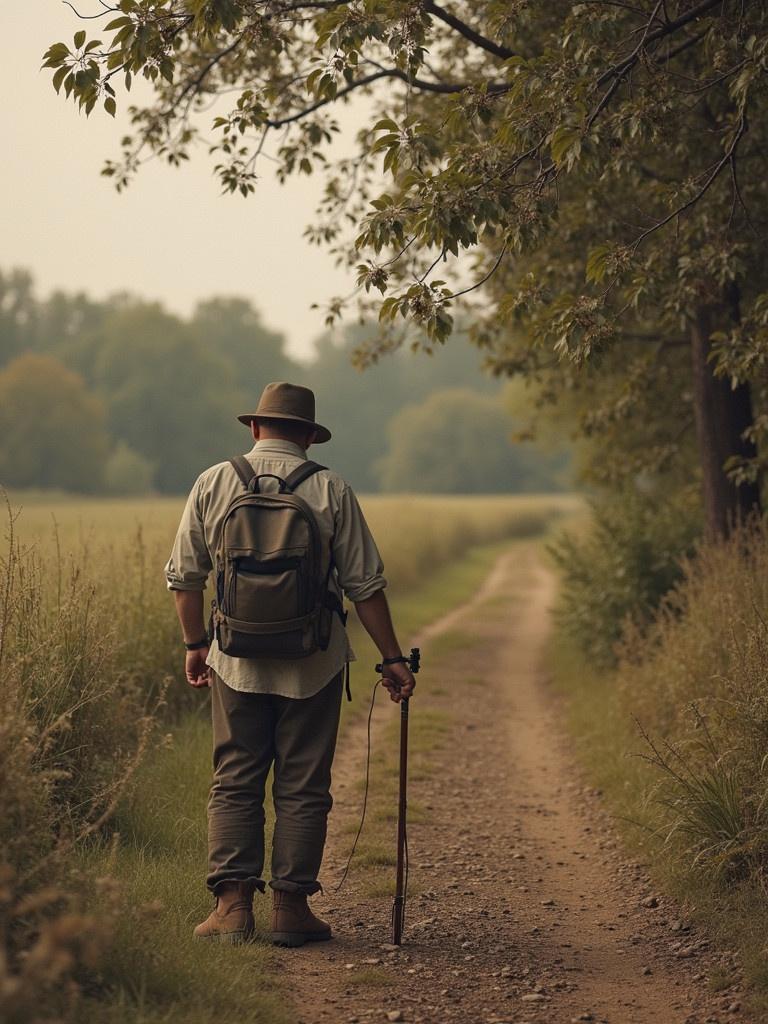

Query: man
[[165, 381, 416, 947]]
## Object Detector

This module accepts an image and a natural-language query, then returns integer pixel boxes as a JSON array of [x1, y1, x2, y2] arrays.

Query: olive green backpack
[[211, 456, 345, 659]]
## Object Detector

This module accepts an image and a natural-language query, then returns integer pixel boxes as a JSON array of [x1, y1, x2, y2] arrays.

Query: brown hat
[[237, 382, 332, 443]]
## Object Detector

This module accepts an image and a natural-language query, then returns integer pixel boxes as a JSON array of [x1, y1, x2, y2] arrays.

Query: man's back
[[165, 437, 386, 698]]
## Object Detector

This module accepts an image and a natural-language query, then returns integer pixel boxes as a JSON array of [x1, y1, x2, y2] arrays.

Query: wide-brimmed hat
[[237, 381, 331, 443]]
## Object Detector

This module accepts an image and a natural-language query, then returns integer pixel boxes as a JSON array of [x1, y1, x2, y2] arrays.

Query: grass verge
[[549, 631, 768, 1016]]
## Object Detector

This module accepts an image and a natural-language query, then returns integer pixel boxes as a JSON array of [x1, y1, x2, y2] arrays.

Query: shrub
[[550, 487, 700, 666], [103, 442, 155, 495]]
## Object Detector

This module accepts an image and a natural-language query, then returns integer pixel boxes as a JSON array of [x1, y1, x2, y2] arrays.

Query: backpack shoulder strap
[[283, 460, 327, 492], [229, 455, 256, 489]]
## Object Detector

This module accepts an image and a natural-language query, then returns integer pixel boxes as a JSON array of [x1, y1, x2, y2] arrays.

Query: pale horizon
[[2, 3, 364, 359]]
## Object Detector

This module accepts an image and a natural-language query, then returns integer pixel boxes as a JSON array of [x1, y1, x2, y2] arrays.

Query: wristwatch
[[375, 655, 408, 673], [184, 637, 209, 651]]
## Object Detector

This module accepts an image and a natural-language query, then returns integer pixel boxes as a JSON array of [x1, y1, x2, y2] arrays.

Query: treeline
[[0, 267, 568, 495]]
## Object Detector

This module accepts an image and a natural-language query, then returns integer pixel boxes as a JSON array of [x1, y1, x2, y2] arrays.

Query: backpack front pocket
[[227, 556, 304, 623]]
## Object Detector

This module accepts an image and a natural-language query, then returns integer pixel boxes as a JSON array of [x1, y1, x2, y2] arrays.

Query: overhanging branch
[[423, 1, 515, 61]]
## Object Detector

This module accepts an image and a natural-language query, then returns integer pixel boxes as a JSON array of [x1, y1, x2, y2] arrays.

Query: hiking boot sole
[[271, 930, 332, 948], [195, 929, 255, 945]]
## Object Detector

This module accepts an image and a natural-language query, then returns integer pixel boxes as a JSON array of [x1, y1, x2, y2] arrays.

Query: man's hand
[[185, 647, 211, 689], [381, 661, 416, 704]]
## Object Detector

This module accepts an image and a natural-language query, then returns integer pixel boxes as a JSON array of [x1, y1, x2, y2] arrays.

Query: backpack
[[211, 455, 346, 660]]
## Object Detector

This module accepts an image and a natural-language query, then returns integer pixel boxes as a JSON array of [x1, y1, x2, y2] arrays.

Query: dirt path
[[279, 545, 749, 1024]]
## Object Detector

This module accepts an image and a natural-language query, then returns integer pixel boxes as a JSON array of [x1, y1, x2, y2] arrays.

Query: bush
[[375, 388, 568, 494], [550, 487, 700, 666], [103, 442, 155, 495], [0, 354, 109, 493]]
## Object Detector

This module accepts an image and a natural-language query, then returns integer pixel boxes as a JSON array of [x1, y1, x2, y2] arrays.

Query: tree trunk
[[690, 303, 761, 539]]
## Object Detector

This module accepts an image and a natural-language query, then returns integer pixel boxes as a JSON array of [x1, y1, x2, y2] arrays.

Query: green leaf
[[104, 96, 117, 117], [550, 125, 581, 168], [586, 245, 611, 284], [105, 16, 132, 30], [74, 29, 86, 49], [52, 65, 68, 94]]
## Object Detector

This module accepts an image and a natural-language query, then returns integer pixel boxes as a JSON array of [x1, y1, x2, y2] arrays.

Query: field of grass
[[1, 489, 576, 1024]]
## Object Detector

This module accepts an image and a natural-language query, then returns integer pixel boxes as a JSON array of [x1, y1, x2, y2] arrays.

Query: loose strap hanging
[[344, 661, 352, 702]]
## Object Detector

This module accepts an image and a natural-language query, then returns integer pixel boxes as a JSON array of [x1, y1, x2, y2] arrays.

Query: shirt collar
[[250, 439, 308, 460]]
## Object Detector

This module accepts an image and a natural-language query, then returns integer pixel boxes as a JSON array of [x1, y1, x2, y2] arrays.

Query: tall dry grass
[[615, 522, 768, 881], [553, 519, 768, 1005], [0, 497, 171, 1023]]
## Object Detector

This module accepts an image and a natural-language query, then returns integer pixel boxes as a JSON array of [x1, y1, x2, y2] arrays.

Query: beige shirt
[[165, 439, 387, 698]]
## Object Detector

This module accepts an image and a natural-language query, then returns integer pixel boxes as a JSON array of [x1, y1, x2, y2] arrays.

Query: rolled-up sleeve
[[333, 484, 387, 603], [164, 477, 212, 591]]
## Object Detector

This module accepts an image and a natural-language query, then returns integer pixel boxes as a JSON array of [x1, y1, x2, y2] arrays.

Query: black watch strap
[[375, 655, 407, 672], [184, 637, 209, 651]]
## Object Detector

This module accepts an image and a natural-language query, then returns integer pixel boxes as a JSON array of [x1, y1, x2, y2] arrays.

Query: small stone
[[571, 1015, 594, 1022], [345, 963, 355, 970], [642, 966, 652, 976], [461, 940, 472, 949], [363, 958, 382, 965], [642, 895, 659, 908], [500, 966, 513, 977], [541, 899, 556, 907], [386, 1012, 404, 1023], [521, 993, 546, 1002], [380, 943, 399, 953], [727, 1002, 741, 1014]]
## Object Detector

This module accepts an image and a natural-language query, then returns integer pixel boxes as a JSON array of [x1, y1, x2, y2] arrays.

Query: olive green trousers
[[206, 671, 343, 896]]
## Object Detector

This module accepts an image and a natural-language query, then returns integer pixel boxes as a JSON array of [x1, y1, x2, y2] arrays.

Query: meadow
[[1, 489, 576, 1024]]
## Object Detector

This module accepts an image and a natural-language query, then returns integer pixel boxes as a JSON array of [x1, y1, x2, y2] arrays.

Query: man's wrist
[[379, 645, 402, 660], [375, 654, 409, 673], [184, 637, 209, 651]]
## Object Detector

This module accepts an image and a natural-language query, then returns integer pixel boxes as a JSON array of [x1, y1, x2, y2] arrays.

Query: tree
[[85, 298, 241, 492], [45, 1, 768, 535], [189, 296, 298, 389], [0, 354, 109, 491], [0, 269, 38, 368], [301, 322, 497, 489], [376, 387, 566, 493]]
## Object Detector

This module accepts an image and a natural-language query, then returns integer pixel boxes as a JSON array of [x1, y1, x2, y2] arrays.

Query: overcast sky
[[2, 4, 362, 358]]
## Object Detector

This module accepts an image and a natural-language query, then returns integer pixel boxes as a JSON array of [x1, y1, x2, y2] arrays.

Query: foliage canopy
[[43, 1, 768, 529]]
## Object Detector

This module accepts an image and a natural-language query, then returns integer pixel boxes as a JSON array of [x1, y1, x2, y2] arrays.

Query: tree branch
[[264, 67, 501, 128], [452, 245, 508, 300], [597, 0, 724, 86], [423, 1, 515, 61], [632, 117, 746, 248]]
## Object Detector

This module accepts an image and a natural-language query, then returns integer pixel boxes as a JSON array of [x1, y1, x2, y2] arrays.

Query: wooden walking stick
[[392, 647, 420, 945]]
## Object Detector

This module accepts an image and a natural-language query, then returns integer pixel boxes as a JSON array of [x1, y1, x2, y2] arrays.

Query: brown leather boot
[[193, 881, 256, 944], [271, 890, 332, 947]]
